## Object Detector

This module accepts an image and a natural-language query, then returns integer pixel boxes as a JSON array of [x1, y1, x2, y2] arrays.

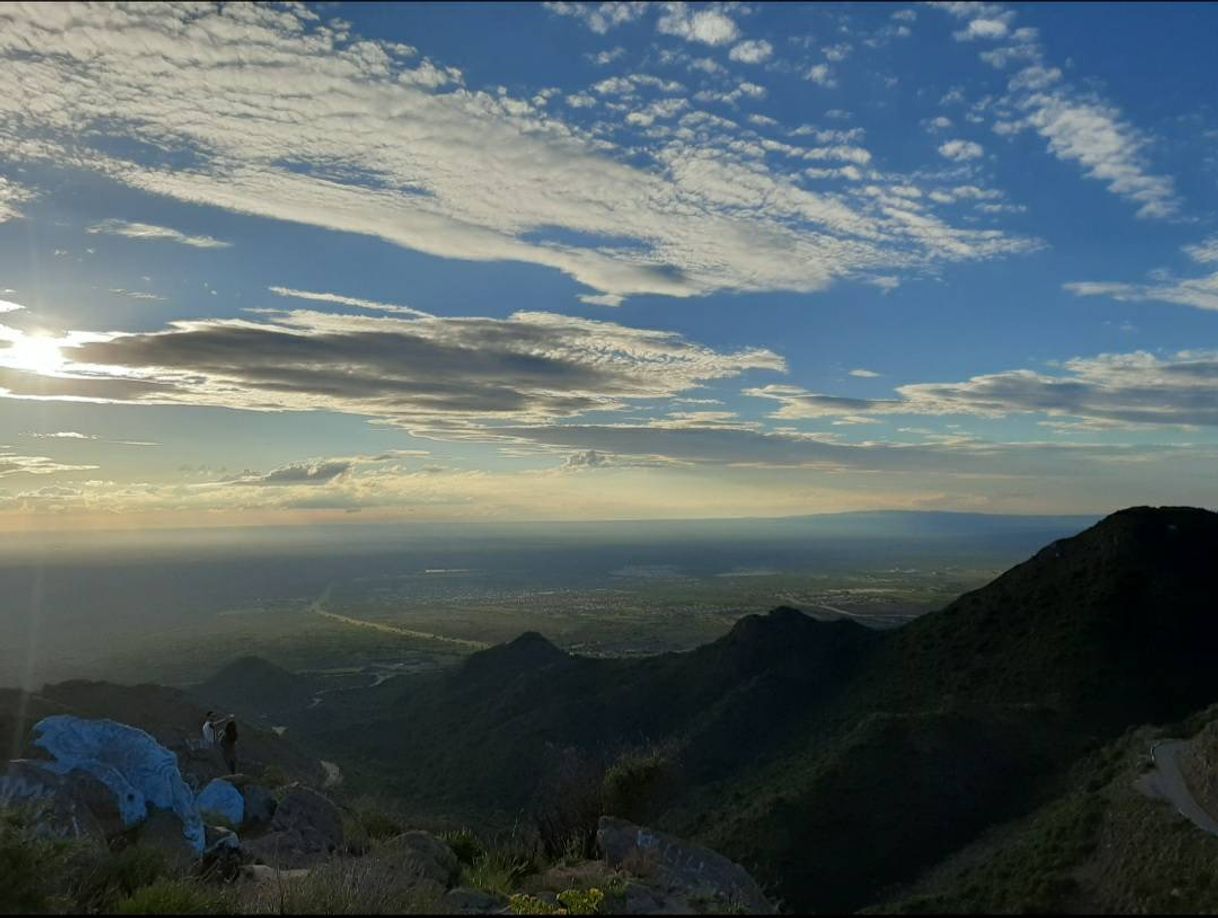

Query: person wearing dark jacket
[[220, 719, 239, 775]]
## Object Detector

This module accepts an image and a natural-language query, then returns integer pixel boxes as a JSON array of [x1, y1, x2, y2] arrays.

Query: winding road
[[1143, 740, 1218, 837], [308, 583, 489, 651]]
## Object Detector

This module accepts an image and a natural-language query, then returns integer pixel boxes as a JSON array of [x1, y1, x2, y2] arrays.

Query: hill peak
[[460, 630, 569, 680]]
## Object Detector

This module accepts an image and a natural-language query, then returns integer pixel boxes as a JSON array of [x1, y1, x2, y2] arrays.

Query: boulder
[[245, 784, 343, 868], [597, 816, 773, 914], [0, 759, 105, 840], [382, 830, 460, 887], [241, 784, 277, 828], [445, 887, 506, 913], [197, 778, 245, 827], [31, 715, 204, 853]]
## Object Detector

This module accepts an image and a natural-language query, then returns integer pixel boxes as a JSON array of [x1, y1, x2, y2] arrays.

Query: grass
[[236, 855, 445, 914], [114, 879, 232, 915]]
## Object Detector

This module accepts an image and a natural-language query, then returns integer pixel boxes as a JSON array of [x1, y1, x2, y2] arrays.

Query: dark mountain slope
[[871, 505, 1218, 726], [691, 506, 1218, 911], [192, 654, 318, 719], [232, 506, 1218, 912], [315, 608, 882, 812]]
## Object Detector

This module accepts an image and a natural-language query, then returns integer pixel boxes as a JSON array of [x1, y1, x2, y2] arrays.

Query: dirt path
[[1141, 740, 1218, 836]]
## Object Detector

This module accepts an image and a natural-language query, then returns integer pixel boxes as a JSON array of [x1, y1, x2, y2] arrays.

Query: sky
[[0, 1, 1217, 530]]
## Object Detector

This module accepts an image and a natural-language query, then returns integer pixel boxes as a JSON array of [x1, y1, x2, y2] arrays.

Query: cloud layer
[[0, 3, 1034, 303]]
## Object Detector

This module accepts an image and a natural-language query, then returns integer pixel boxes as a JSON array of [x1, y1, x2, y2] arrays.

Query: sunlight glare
[[2, 333, 66, 374]]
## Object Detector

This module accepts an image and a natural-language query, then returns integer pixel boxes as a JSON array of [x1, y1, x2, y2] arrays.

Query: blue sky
[[1, 1, 1217, 528]]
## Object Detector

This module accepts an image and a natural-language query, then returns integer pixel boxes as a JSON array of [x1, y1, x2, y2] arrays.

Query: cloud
[[0, 177, 32, 222], [1065, 273, 1218, 313], [938, 139, 984, 161], [0, 300, 24, 314], [588, 46, 626, 65], [269, 286, 431, 317], [86, 220, 230, 249], [0, 450, 98, 478], [954, 18, 1010, 41], [224, 460, 353, 487], [109, 289, 166, 302], [1064, 237, 1218, 312], [936, 3, 1180, 219], [22, 431, 157, 447], [0, 4, 1035, 303], [1184, 236, 1218, 265], [729, 39, 773, 64], [4, 307, 785, 433], [849, 368, 881, 378], [748, 351, 1218, 428], [544, 2, 646, 34], [806, 64, 836, 87], [578, 293, 625, 307], [656, 3, 740, 46], [560, 448, 678, 470]]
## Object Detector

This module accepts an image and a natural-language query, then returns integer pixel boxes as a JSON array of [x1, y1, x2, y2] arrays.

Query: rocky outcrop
[[0, 759, 108, 840], [380, 830, 461, 887], [29, 715, 205, 852], [597, 816, 774, 914], [197, 778, 245, 826], [242, 783, 277, 827], [245, 784, 344, 868]]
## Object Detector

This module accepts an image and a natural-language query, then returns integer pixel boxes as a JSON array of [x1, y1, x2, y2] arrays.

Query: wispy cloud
[[748, 350, 1218, 428], [1065, 236, 1218, 311], [87, 219, 231, 249], [269, 287, 432, 318], [1, 307, 785, 433], [0, 4, 1037, 306], [938, 3, 1180, 219]]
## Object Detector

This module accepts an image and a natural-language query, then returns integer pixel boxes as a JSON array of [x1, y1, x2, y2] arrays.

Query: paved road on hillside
[[1145, 740, 1218, 836]]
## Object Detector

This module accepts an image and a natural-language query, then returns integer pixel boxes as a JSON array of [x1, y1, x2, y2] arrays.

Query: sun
[[2, 333, 66, 374]]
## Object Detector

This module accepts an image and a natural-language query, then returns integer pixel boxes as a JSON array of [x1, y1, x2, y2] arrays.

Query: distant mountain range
[[7, 506, 1218, 912]]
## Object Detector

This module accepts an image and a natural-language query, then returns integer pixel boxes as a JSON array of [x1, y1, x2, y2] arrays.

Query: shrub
[[113, 878, 230, 914], [508, 892, 563, 915], [73, 843, 174, 911], [509, 887, 605, 915], [533, 747, 604, 861], [557, 886, 605, 914], [440, 827, 486, 865], [463, 847, 536, 898], [601, 747, 677, 825], [0, 808, 74, 913]]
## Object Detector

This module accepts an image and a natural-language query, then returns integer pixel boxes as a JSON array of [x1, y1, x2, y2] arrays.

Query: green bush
[[533, 747, 604, 861], [73, 843, 174, 911], [557, 886, 605, 914], [114, 878, 231, 915], [601, 747, 676, 825], [0, 808, 73, 913], [440, 827, 486, 865], [463, 848, 535, 898]]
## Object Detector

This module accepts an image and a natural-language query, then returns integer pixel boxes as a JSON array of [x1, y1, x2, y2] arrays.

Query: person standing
[[220, 718, 239, 775]]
